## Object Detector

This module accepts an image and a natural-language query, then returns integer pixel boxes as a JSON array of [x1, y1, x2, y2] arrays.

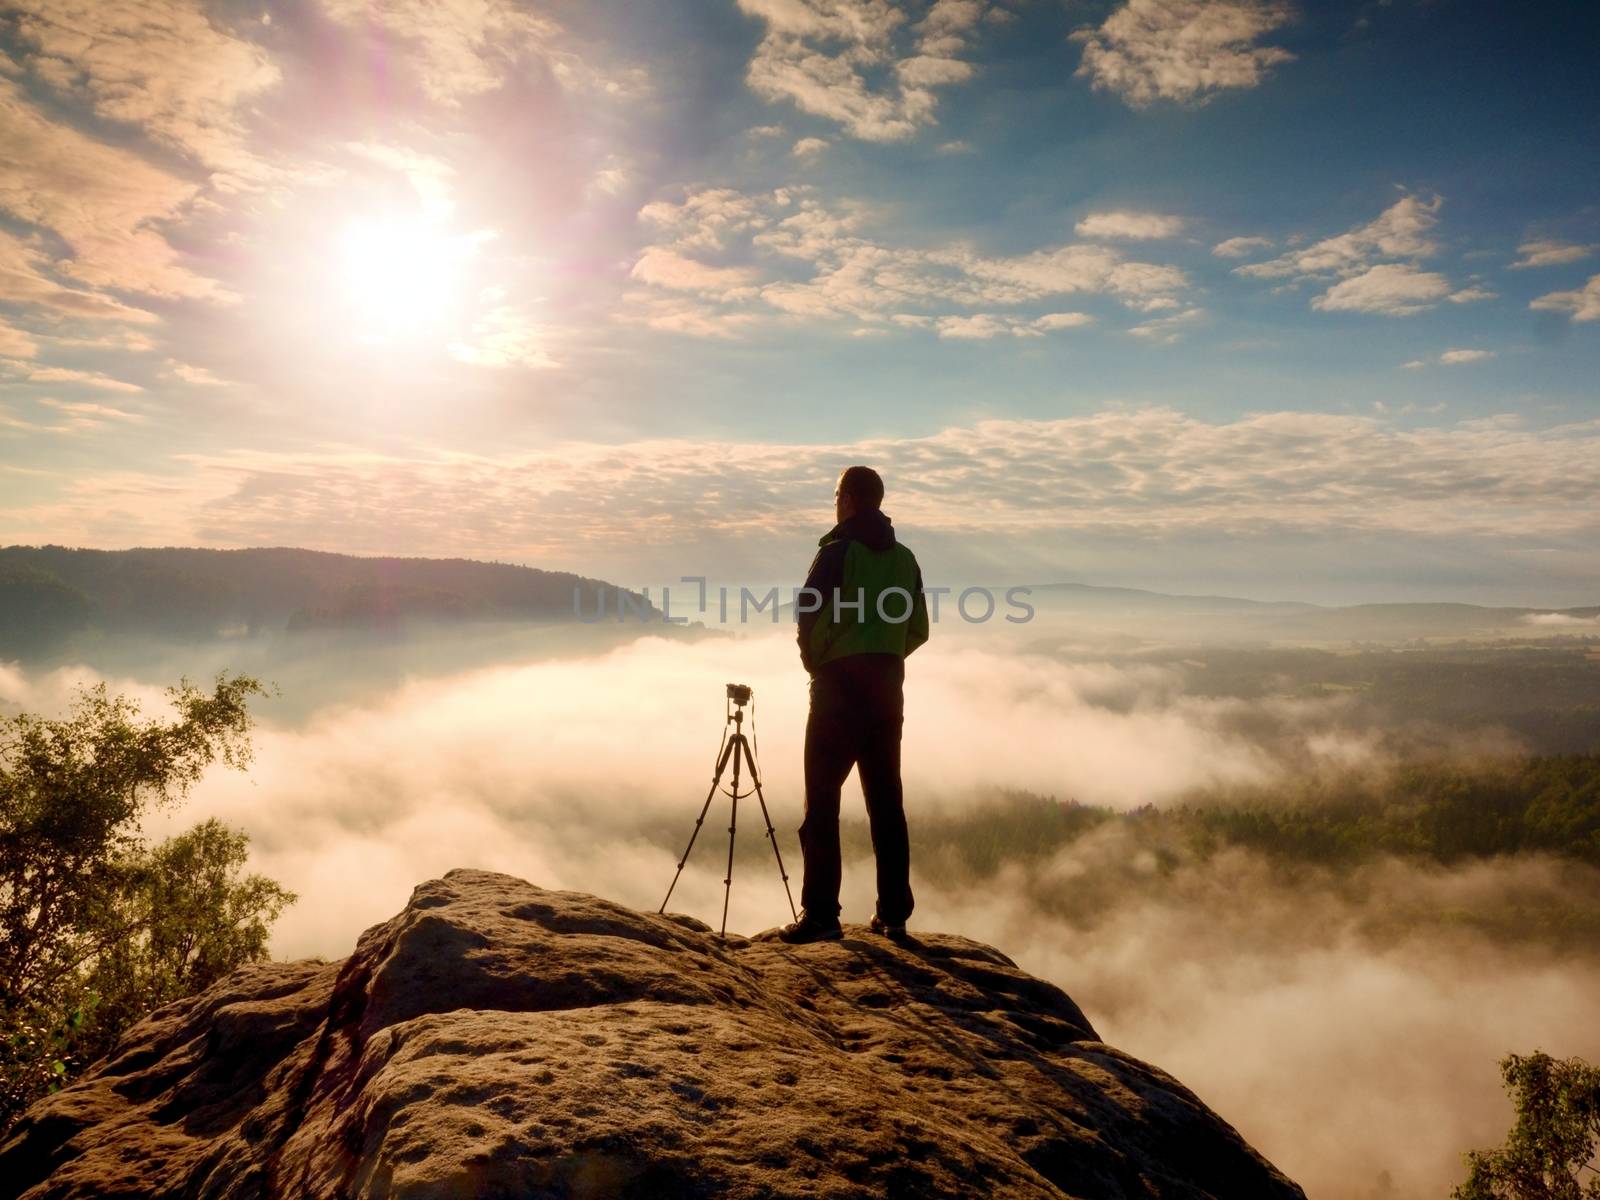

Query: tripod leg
[[743, 742, 799, 922], [721, 736, 744, 939], [660, 737, 736, 915]]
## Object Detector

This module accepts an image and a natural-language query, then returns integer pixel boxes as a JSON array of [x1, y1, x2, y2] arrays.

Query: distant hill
[[0, 546, 661, 659], [1020, 581, 1317, 614], [1018, 582, 1598, 643]]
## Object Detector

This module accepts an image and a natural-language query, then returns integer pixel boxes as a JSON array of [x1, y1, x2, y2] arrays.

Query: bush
[[1455, 1051, 1600, 1199], [0, 675, 294, 1132]]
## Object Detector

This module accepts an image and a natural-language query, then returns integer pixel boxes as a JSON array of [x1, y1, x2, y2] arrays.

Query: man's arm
[[905, 561, 929, 659], [797, 540, 847, 674]]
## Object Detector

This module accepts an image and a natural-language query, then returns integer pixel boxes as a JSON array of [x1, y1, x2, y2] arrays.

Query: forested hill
[[0, 546, 660, 657]]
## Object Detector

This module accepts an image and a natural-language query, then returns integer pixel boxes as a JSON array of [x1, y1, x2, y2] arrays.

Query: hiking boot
[[870, 914, 908, 942], [776, 911, 843, 944]]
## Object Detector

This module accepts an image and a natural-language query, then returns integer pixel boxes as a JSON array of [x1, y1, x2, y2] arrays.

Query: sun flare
[[338, 215, 484, 341]]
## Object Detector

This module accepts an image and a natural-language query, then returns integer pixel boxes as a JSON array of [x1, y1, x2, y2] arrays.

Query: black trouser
[[799, 653, 914, 925]]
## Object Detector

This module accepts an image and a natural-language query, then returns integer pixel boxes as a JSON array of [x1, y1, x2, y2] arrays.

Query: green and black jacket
[[797, 509, 929, 676]]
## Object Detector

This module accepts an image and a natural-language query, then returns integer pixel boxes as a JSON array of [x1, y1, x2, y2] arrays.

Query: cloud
[[936, 314, 1031, 340], [1075, 212, 1188, 240], [1128, 306, 1203, 341], [638, 188, 777, 253], [0, 412, 70, 437], [1033, 312, 1095, 330], [165, 362, 233, 386], [1521, 612, 1600, 628], [50, 329, 159, 353], [1404, 349, 1494, 369], [0, 231, 159, 324], [946, 846, 1600, 1200], [1073, 0, 1295, 108], [587, 154, 632, 199], [615, 292, 765, 340], [1312, 264, 1453, 316], [629, 249, 762, 299], [0, 394, 143, 435], [448, 306, 560, 370], [1231, 197, 1483, 316], [38, 397, 145, 422], [1530, 273, 1600, 322], [12, 636, 1445, 957], [10, 408, 1599, 569], [346, 143, 459, 220], [0, 77, 224, 302], [5, 0, 280, 180], [1212, 236, 1273, 258], [4, 362, 144, 393], [0, 321, 40, 359], [791, 137, 831, 158], [320, 0, 604, 106], [1239, 195, 1441, 281], [1510, 240, 1594, 270], [8, 634, 1595, 1200], [627, 187, 1188, 335], [738, 0, 992, 141], [934, 311, 1094, 339]]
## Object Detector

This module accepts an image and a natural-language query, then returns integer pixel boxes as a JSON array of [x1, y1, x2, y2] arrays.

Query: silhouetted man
[[778, 466, 928, 945]]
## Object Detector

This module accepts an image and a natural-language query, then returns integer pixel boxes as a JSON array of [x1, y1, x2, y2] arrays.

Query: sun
[[338, 215, 483, 341]]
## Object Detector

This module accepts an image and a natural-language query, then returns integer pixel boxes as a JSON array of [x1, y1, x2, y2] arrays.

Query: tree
[[76, 819, 294, 1066], [1455, 1051, 1600, 1200], [0, 675, 294, 1132]]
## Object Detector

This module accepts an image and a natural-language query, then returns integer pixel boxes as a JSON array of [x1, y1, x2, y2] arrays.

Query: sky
[[1, 0, 1598, 604]]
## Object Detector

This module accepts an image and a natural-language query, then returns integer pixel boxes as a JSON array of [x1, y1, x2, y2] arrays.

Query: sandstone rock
[[1, 869, 1305, 1199]]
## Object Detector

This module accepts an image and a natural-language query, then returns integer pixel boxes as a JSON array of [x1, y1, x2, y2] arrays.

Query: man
[[778, 465, 929, 945]]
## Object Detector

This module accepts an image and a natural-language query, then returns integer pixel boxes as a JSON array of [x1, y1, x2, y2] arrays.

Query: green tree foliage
[[75, 819, 293, 1066], [1175, 756, 1600, 868], [1455, 1052, 1600, 1199], [0, 675, 294, 1132]]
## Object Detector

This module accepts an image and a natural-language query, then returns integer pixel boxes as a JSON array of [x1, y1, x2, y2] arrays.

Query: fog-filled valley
[[4, 592, 1598, 1198]]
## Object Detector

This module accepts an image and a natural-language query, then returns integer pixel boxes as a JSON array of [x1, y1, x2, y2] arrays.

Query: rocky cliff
[[0, 869, 1305, 1199]]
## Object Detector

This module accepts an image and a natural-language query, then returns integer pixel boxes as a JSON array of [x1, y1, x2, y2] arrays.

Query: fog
[[929, 841, 1600, 1199], [4, 626, 1597, 1198]]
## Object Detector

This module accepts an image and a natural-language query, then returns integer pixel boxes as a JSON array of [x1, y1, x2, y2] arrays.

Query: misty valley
[[6, 4, 1599, 1194], [3, 549, 1598, 1198]]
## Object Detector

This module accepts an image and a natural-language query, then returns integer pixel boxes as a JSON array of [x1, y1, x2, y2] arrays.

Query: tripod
[[660, 684, 798, 938]]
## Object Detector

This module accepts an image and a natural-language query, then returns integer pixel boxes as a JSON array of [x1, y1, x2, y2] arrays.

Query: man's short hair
[[838, 465, 884, 510]]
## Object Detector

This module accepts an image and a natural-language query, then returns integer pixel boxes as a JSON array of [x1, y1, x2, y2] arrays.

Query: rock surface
[[0, 869, 1305, 1199]]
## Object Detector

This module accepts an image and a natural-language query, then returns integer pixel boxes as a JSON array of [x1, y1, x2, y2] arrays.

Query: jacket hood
[[821, 508, 896, 553]]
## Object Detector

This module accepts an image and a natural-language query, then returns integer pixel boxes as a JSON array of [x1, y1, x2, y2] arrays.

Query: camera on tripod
[[660, 683, 795, 937]]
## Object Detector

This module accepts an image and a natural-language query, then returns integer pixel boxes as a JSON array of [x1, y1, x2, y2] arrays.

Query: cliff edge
[[0, 869, 1305, 1199]]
